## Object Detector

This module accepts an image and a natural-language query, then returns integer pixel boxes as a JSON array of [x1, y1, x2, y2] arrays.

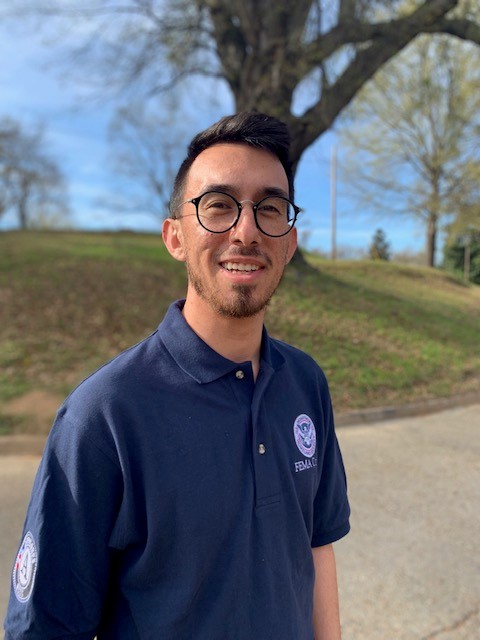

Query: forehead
[[184, 143, 289, 198]]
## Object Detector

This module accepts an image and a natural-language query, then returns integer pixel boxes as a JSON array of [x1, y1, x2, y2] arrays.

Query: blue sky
[[0, 17, 427, 257]]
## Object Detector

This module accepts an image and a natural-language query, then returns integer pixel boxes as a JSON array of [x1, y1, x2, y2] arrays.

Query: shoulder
[[65, 330, 160, 406], [49, 330, 164, 451]]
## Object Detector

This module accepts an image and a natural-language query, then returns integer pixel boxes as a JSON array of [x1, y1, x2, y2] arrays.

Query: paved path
[[1, 404, 479, 638], [335, 404, 480, 640]]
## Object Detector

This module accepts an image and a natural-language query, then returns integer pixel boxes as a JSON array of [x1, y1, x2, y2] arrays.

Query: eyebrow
[[201, 183, 290, 200]]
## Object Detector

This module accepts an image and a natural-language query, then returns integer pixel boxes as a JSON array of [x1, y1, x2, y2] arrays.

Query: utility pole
[[330, 145, 337, 260]]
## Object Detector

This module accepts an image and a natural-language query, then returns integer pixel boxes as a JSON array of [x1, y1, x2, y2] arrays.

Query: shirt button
[[235, 370, 245, 380], [258, 443, 266, 455]]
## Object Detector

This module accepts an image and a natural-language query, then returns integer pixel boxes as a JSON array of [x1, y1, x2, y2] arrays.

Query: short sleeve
[[4, 411, 123, 639], [311, 389, 350, 547]]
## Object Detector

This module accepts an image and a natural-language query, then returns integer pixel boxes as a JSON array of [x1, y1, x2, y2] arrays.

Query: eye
[[200, 192, 236, 213], [259, 204, 281, 214], [208, 200, 230, 209], [257, 197, 286, 216]]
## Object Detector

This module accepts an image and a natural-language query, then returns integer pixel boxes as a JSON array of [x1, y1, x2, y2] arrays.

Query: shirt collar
[[157, 300, 285, 384]]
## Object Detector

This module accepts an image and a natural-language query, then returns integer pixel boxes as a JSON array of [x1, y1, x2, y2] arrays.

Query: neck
[[182, 295, 264, 379]]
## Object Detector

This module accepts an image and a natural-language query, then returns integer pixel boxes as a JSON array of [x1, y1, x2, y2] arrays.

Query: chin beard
[[186, 266, 274, 319], [215, 284, 272, 318]]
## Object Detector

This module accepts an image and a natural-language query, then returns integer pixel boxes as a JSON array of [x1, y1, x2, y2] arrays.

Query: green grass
[[1, 231, 479, 434], [269, 257, 479, 408]]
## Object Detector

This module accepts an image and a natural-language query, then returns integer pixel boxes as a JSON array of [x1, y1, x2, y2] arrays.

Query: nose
[[229, 201, 261, 246]]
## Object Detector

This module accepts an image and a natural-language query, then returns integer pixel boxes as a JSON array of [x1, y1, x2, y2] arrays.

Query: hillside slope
[[1, 231, 479, 434]]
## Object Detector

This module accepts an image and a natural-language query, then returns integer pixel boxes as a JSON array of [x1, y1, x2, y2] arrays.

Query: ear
[[162, 217, 186, 262], [285, 227, 298, 265]]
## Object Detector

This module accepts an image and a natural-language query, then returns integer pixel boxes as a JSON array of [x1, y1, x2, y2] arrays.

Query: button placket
[[251, 367, 281, 508]]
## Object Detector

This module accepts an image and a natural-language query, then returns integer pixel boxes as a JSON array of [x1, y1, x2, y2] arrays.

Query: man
[[5, 112, 350, 639]]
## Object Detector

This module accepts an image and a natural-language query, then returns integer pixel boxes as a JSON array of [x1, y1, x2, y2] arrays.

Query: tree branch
[[290, 35, 415, 164], [303, 0, 458, 70], [289, 0, 467, 166], [423, 18, 480, 45], [147, 66, 224, 95], [202, 0, 247, 92]]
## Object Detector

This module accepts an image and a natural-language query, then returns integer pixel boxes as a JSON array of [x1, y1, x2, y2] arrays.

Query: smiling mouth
[[221, 262, 262, 272]]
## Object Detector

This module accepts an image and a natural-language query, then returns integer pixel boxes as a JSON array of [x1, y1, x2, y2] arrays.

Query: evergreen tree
[[369, 228, 391, 261], [444, 230, 480, 284]]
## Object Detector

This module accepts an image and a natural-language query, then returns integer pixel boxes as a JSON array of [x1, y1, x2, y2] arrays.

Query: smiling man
[[5, 112, 350, 640]]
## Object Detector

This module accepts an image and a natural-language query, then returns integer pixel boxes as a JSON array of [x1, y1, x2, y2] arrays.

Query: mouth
[[220, 262, 263, 272]]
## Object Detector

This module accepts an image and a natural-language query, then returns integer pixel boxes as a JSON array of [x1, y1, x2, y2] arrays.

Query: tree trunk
[[427, 214, 437, 267], [18, 194, 29, 230]]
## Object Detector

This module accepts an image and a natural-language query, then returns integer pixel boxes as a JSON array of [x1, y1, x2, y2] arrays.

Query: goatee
[[185, 266, 274, 318]]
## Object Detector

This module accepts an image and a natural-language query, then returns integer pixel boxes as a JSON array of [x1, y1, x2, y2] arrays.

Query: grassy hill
[[1, 231, 479, 434]]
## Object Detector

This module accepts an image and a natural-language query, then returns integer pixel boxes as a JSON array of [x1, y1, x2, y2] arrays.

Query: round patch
[[293, 414, 316, 458], [13, 531, 38, 603]]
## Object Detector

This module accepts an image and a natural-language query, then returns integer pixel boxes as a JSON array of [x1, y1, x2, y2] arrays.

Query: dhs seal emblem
[[293, 414, 316, 458], [13, 531, 38, 603]]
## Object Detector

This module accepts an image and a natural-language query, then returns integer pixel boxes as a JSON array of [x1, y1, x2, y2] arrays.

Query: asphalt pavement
[[335, 404, 480, 640], [1, 404, 479, 639]]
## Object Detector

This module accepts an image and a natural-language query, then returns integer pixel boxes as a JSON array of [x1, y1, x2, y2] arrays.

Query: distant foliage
[[444, 231, 480, 284], [369, 228, 391, 261], [338, 35, 480, 268]]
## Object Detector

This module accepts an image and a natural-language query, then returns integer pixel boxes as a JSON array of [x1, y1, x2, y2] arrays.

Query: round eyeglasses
[[176, 190, 300, 237]]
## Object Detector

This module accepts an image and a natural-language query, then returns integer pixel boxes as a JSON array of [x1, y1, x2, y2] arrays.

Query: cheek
[[182, 221, 210, 250], [185, 232, 223, 264]]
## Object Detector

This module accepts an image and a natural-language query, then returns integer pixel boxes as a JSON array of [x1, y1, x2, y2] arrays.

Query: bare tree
[[6, 1, 480, 263], [337, 35, 480, 267], [106, 103, 190, 222], [8, 0, 480, 174], [0, 118, 70, 230]]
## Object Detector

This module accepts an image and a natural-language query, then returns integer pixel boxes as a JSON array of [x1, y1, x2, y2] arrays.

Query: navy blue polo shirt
[[5, 300, 350, 640]]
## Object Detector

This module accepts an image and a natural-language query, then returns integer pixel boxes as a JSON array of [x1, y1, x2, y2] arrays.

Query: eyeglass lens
[[196, 192, 295, 236]]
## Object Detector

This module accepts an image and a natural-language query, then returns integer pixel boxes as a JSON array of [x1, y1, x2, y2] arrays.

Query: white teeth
[[223, 262, 260, 272]]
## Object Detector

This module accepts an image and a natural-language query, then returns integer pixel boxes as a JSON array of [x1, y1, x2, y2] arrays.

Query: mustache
[[218, 247, 272, 266]]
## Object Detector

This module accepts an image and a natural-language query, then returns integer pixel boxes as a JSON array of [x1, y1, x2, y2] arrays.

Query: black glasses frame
[[180, 190, 301, 237]]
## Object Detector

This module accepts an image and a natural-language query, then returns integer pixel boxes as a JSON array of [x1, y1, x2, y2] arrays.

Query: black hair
[[169, 111, 294, 216]]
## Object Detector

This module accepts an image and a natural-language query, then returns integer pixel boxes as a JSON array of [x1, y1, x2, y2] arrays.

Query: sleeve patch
[[13, 531, 38, 603]]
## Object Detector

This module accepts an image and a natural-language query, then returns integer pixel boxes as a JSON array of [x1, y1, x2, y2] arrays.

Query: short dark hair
[[169, 111, 294, 217]]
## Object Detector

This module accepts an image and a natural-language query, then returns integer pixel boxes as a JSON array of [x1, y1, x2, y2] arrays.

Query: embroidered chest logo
[[13, 531, 38, 603], [293, 414, 317, 472], [294, 414, 316, 457]]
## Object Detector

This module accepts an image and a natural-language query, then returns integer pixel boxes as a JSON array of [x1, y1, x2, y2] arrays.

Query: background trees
[[0, 118, 69, 229], [106, 104, 189, 221], [444, 230, 480, 284], [3, 0, 480, 258], [12, 0, 480, 172], [338, 34, 480, 267]]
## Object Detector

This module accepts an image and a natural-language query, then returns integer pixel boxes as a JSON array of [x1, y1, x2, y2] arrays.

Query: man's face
[[163, 143, 297, 319]]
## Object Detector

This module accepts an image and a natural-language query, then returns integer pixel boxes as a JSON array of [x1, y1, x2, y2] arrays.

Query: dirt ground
[[3, 390, 63, 434]]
